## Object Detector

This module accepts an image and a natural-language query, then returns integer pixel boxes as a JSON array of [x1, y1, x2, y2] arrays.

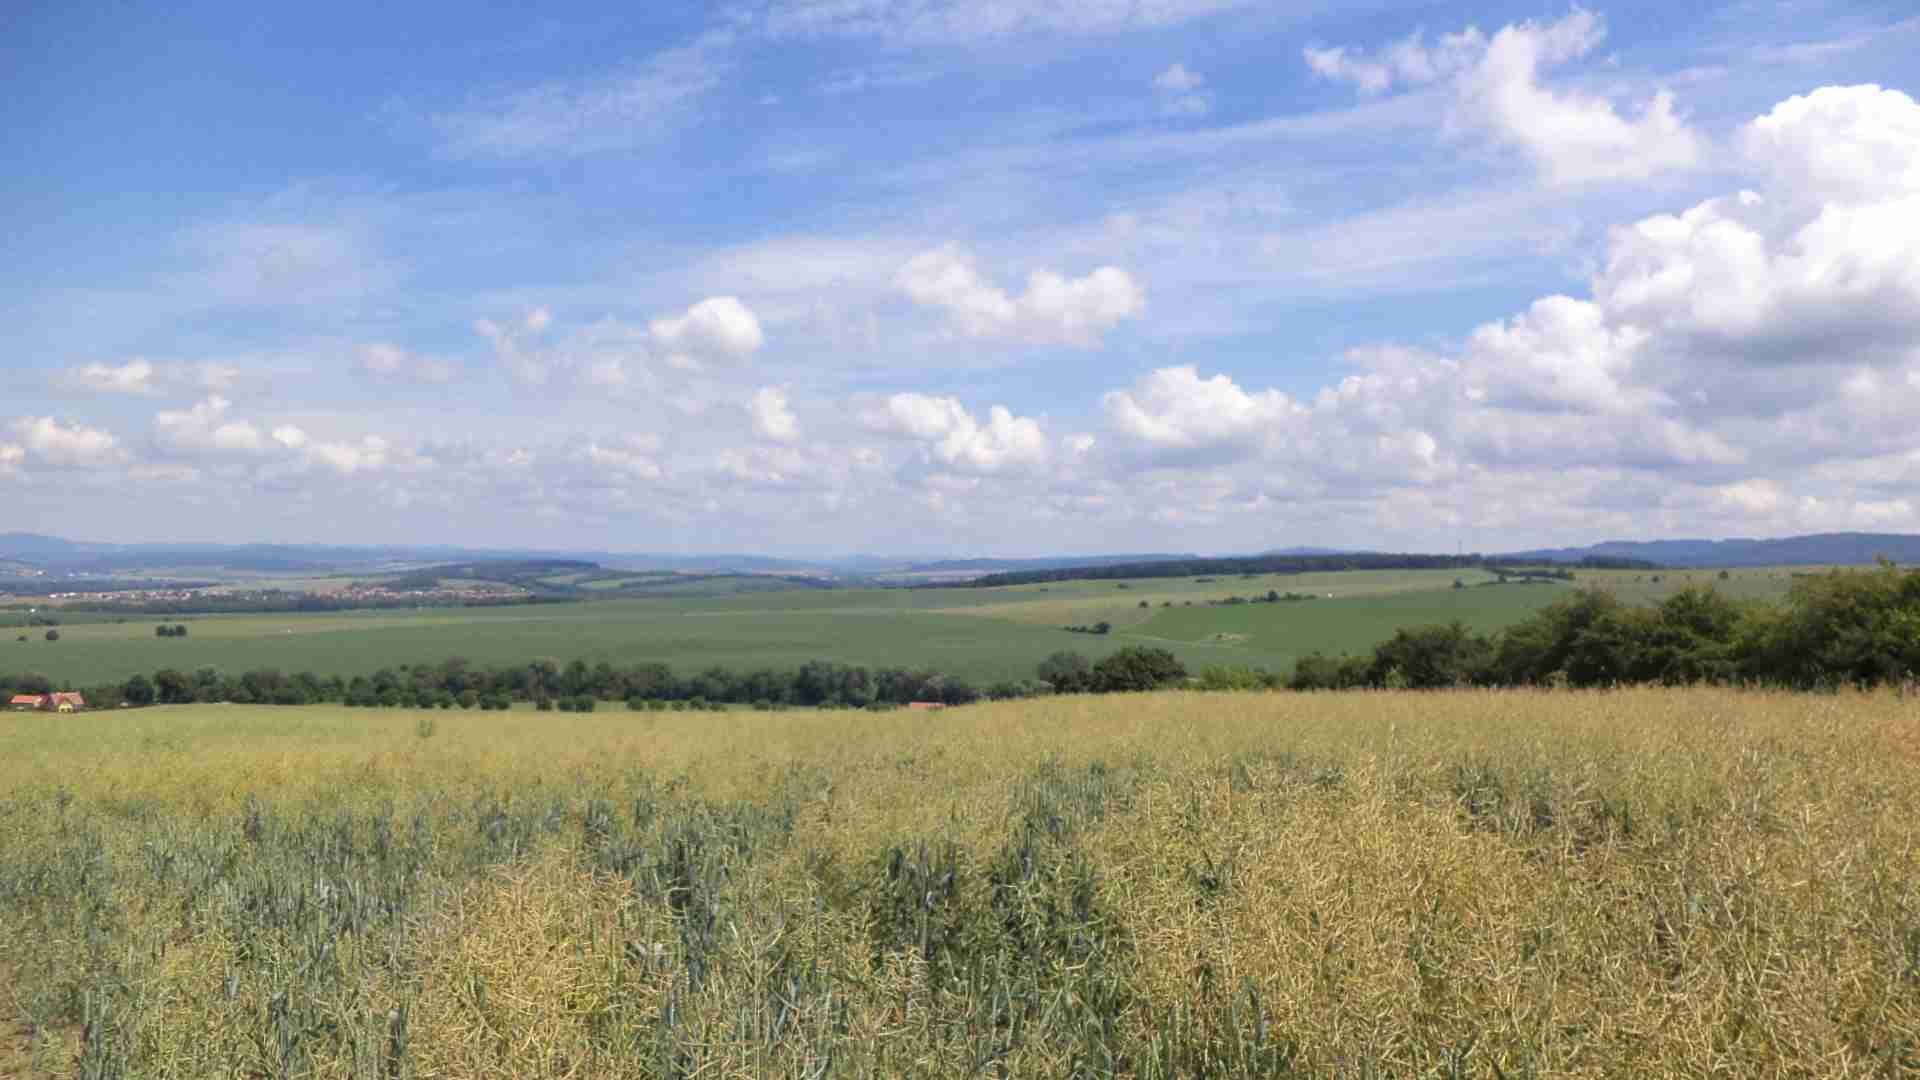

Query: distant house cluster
[[47, 589, 203, 602], [8, 692, 85, 712], [338, 583, 529, 603]]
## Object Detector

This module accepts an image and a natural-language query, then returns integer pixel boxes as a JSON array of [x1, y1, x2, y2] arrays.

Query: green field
[[1136, 581, 1571, 652], [4, 567, 1802, 688]]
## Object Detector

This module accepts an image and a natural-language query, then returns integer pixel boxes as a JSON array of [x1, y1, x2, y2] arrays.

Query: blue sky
[[5, 0, 1920, 555]]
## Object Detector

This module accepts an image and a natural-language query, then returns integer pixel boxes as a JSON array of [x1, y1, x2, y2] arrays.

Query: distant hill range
[[901, 554, 1197, 573], [0, 533, 837, 576], [1499, 533, 1920, 568], [5, 530, 1917, 584]]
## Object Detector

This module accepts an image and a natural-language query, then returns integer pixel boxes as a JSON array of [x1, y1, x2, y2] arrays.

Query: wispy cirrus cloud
[[354, 344, 461, 385], [1152, 62, 1210, 116], [407, 31, 733, 157], [52, 359, 248, 398], [752, 0, 1254, 43]]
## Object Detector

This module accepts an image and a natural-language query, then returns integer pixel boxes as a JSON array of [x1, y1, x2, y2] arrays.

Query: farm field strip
[[5, 567, 1805, 690]]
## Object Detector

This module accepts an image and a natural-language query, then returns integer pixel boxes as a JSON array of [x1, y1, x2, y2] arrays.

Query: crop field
[[0, 601, 1152, 688], [1135, 583, 1573, 654], [5, 567, 1801, 690], [3, 688, 1917, 1077]]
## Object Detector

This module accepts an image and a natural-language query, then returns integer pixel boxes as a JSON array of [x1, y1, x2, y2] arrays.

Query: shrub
[[1369, 621, 1495, 688], [1089, 646, 1187, 692], [1289, 652, 1373, 690], [1037, 650, 1092, 693], [1196, 665, 1270, 691]]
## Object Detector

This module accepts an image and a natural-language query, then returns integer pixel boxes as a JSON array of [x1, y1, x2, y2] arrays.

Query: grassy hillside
[[4, 569, 1805, 690], [1134, 581, 1569, 654], [0, 597, 1247, 687], [3, 690, 1915, 1075]]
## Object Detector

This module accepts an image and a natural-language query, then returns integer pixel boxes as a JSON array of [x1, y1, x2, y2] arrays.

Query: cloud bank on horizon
[[4, 1, 1919, 555]]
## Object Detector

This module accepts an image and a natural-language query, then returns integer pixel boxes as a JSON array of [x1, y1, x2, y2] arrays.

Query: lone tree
[[43, 629, 59, 642], [123, 673, 156, 706]]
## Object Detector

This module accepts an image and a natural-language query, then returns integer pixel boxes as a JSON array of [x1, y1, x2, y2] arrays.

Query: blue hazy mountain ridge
[[902, 554, 1200, 572], [1499, 533, 1920, 567], [4, 532, 1919, 577]]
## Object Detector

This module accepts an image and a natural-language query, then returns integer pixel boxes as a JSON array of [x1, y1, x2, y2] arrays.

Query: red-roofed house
[[9, 694, 44, 711], [47, 692, 84, 713]]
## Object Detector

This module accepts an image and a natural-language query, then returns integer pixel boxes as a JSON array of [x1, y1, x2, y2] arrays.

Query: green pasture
[[1136, 582, 1572, 661], [0, 597, 1252, 688], [3, 567, 1806, 689]]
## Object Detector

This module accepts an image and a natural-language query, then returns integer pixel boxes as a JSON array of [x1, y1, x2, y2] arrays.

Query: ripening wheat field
[[2, 690, 1918, 1077]]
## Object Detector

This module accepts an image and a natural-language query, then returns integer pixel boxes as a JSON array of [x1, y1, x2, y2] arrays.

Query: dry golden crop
[[2, 688, 1916, 1077]]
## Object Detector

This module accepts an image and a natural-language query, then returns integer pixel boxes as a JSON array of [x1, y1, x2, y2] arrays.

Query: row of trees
[[968, 552, 1655, 588], [53, 592, 566, 616], [1291, 564, 1920, 690], [0, 645, 1193, 711]]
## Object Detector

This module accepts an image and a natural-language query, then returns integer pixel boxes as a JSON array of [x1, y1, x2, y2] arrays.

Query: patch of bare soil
[[0, 965, 75, 1080]]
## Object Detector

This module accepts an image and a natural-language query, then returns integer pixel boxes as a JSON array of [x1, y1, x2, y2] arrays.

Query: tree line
[[50, 592, 568, 616], [0, 646, 1193, 711], [1289, 563, 1920, 690], [964, 552, 1654, 588]]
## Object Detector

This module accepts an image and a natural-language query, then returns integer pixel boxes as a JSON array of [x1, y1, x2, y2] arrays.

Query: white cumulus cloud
[[749, 387, 801, 443], [1309, 10, 1704, 185], [649, 296, 767, 370], [9, 417, 126, 468], [1094, 82, 1920, 529], [1740, 84, 1920, 205], [153, 396, 270, 455], [1102, 366, 1304, 464], [897, 246, 1144, 347], [306, 437, 390, 475], [859, 392, 1050, 473]]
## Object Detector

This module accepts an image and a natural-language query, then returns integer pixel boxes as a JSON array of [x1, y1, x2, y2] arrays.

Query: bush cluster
[[1291, 563, 1920, 690]]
